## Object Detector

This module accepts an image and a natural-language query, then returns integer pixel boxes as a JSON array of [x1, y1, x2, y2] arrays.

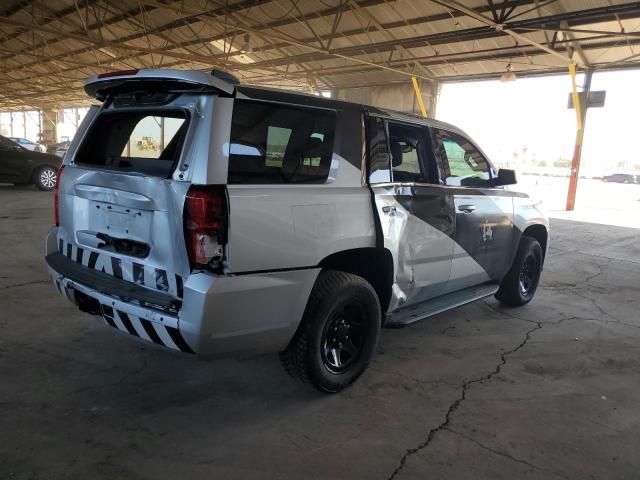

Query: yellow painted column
[[566, 63, 592, 211], [411, 76, 428, 118]]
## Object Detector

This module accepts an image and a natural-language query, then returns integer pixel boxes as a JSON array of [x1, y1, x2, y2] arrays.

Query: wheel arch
[[318, 247, 394, 317], [522, 223, 548, 261]]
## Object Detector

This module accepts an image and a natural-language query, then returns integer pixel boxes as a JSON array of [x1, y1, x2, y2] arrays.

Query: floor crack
[[386, 321, 543, 479], [444, 428, 570, 480]]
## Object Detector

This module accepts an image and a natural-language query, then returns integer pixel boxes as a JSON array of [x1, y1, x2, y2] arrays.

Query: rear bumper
[[45, 227, 319, 357]]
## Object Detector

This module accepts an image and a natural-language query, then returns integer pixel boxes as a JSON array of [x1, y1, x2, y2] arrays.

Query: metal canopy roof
[[1, 0, 639, 109]]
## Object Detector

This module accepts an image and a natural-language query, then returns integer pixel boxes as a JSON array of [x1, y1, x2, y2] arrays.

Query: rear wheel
[[35, 166, 57, 191], [280, 270, 381, 393], [495, 236, 543, 307]]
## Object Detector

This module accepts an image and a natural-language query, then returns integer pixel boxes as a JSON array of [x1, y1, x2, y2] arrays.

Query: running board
[[386, 283, 499, 327]]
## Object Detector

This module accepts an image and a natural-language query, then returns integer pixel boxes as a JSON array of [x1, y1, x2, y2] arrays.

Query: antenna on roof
[[211, 69, 240, 85]]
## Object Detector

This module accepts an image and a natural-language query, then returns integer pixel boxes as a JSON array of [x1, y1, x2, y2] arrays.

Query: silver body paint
[[46, 70, 375, 356], [46, 69, 548, 356]]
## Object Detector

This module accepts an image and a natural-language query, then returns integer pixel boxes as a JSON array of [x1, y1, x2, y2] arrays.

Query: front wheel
[[280, 270, 381, 393], [495, 236, 543, 307], [35, 166, 57, 191]]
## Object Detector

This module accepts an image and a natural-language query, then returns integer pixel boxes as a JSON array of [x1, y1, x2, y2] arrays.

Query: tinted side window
[[367, 116, 391, 183], [0, 137, 17, 150], [388, 122, 432, 183], [228, 101, 336, 184], [433, 129, 491, 187]]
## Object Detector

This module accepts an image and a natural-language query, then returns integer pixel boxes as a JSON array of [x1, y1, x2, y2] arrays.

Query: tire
[[279, 270, 381, 393], [34, 166, 57, 191], [495, 236, 543, 307]]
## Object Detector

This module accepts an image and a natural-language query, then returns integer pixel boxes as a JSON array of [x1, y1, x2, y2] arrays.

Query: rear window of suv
[[228, 100, 336, 184], [75, 111, 188, 177]]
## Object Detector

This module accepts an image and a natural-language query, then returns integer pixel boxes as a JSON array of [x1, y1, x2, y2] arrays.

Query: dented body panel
[[46, 68, 548, 357]]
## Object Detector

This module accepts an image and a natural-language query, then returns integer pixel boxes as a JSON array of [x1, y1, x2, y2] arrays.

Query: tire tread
[[279, 270, 378, 390], [495, 236, 542, 306]]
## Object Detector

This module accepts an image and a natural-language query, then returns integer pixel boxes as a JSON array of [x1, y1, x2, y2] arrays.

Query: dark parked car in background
[[0, 135, 61, 191], [602, 173, 638, 184]]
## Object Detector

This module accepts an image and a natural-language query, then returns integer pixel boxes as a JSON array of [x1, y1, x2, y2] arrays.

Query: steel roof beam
[[207, 3, 640, 70], [432, 0, 581, 66], [0, 0, 528, 77]]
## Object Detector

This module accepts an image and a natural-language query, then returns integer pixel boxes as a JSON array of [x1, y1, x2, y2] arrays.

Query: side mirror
[[493, 168, 517, 186]]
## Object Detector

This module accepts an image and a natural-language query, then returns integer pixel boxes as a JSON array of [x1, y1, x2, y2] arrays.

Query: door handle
[[458, 204, 476, 213], [382, 205, 397, 215]]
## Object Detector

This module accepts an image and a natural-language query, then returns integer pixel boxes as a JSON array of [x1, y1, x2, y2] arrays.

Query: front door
[[430, 127, 516, 293], [368, 116, 455, 312]]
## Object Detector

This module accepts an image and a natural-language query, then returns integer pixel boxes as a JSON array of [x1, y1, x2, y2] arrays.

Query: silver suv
[[46, 69, 548, 393]]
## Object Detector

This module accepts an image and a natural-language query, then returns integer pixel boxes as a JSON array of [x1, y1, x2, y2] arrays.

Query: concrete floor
[[1, 185, 639, 480]]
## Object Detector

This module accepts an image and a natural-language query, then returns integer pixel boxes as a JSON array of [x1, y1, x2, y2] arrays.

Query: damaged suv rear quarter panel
[[224, 94, 377, 273]]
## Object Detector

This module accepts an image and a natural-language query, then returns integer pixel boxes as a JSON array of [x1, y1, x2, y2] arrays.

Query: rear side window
[[228, 100, 336, 184], [75, 111, 188, 177]]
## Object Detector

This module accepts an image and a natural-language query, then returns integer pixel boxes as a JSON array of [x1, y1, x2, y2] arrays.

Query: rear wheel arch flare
[[318, 247, 394, 316]]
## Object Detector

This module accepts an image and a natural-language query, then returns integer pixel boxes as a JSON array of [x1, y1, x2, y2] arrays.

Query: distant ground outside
[[515, 174, 640, 229]]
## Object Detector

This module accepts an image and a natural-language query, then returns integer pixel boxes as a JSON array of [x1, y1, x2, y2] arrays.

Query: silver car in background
[[9, 136, 45, 153]]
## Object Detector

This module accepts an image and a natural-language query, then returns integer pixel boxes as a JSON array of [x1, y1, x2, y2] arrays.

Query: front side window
[[432, 129, 491, 187], [228, 101, 336, 184]]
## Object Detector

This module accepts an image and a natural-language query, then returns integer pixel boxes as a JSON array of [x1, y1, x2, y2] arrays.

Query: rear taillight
[[183, 186, 227, 269], [54, 165, 65, 226]]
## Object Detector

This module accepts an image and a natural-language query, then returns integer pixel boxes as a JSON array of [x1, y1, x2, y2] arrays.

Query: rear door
[[430, 127, 516, 292], [369, 116, 455, 311]]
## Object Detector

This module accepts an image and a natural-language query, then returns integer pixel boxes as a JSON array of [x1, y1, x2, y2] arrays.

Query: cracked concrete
[[387, 320, 544, 480], [1, 187, 640, 480]]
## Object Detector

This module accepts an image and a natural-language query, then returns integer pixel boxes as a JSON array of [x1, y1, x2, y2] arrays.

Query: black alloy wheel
[[518, 251, 540, 299], [321, 303, 366, 374], [280, 270, 381, 393], [495, 236, 543, 307]]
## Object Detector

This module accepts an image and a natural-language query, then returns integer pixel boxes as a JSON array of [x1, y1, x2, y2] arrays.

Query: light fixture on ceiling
[[500, 63, 517, 82], [209, 37, 255, 64], [240, 34, 252, 53]]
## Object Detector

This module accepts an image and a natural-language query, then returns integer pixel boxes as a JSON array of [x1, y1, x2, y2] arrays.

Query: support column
[[40, 109, 58, 144], [428, 79, 440, 119], [411, 76, 428, 118], [566, 66, 593, 211]]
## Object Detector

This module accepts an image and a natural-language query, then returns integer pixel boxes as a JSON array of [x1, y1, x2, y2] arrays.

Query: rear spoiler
[[84, 69, 237, 101]]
